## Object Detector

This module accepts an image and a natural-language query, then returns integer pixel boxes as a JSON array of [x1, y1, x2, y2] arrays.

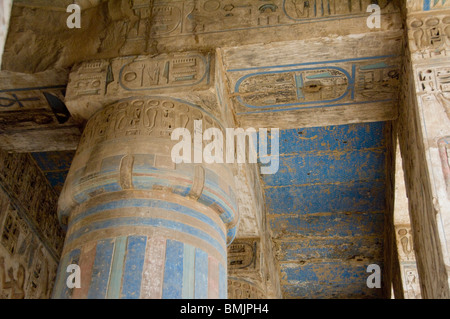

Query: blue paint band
[[162, 239, 184, 299], [194, 248, 209, 299], [69, 198, 226, 242], [66, 217, 226, 260], [87, 239, 114, 299], [121, 236, 147, 299]]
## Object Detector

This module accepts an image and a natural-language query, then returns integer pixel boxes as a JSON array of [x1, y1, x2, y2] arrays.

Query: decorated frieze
[[227, 55, 400, 115]]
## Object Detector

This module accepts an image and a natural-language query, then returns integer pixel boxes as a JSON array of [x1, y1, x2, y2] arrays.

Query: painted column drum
[[52, 97, 239, 299]]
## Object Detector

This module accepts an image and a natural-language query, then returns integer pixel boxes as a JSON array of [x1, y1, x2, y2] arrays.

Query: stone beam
[[218, 31, 403, 130], [2, 0, 402, 73], [0, 70, 81, 152]]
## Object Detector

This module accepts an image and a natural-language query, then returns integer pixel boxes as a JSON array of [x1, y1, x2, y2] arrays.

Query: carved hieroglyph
[[65, 52, 213, 121], [0, 184, 59, 299], [3, 0, 401, 74], [229, 55, 400, 114], [408, 13, 450, 60], [0, 150, 65, 260], [228, 277, 266, 299], [396, 226, 415, 261]]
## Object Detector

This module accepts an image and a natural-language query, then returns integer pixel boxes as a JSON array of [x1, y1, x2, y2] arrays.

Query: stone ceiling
[[1, 0, 434, 299], [262, 122, 389, 298]]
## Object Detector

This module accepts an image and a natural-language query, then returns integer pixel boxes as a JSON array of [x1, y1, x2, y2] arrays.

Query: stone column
[[51, 97, 239, 299]]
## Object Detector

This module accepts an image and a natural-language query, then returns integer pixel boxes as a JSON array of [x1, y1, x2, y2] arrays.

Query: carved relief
[[232, 56, 400, 112], [403, 265, 422, 299], [66, 61, 112, 99], [284, 0, 392, 20], [396, 226, 415, 261], [1, 207, 20, 255], [0, 190, 59, 299], [409, 0, 450, 12], [228, 277, 266, 299], [228, 239, 258, 270], [0, 257, 25, 299], [0, 150, 65, 259], [118, 54, 209, 91], [417, 66, 450, 121], [145, 0, 395, 37], [66, 53, 213, 121], [77, 97, 222, 155], [408, 14, 450, 59]]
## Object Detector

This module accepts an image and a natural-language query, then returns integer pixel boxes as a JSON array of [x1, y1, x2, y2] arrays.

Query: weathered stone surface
[[407, 0, 450, 13], [2, 0, 402, 73], [1, 0, 450, 300], [397, 41, 450, 298], [0, 149, 64, 299], [65, 52, 215, 122], [0, 69, 82, 152], [218, 32, 403, 129], [0, 0, 13, 69]]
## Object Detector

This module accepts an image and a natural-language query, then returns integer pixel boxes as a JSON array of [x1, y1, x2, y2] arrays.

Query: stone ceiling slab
[[261, 121, 389, 298]]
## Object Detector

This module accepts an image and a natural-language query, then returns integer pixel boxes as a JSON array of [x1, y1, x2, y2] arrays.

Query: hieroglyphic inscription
[[66, 52, 212, 121], [146, 0, 396, 37], [228, 239, 258, 270], [284, 0, 392, 20], [0, 193, 58, 299], [0, 150, 65, 260], [76, 97, 221, 155], [117, 53, 210, 91], [396, 226, 415, 261], [417, 66, 450, 121], [228, 277, 266, 299], [231, 56, 400, 113], [408, 14, 450, 59], [67, 60, 112, 99], [409, 0, 450, 12]]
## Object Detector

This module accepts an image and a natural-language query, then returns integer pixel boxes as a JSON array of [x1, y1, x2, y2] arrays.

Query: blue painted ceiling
[[29, 122, 388, 299], [261, 121, 387, 299], [31, 151, 75, 195]]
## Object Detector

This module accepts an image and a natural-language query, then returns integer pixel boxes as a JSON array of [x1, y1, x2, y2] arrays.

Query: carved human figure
[[0, 257, 25, 299], [405, 270, 421, 299]]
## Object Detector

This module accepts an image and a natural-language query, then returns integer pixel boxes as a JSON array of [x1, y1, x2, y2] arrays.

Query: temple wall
[[0, 150, 65, 298], [397, 5, 450, 298]]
